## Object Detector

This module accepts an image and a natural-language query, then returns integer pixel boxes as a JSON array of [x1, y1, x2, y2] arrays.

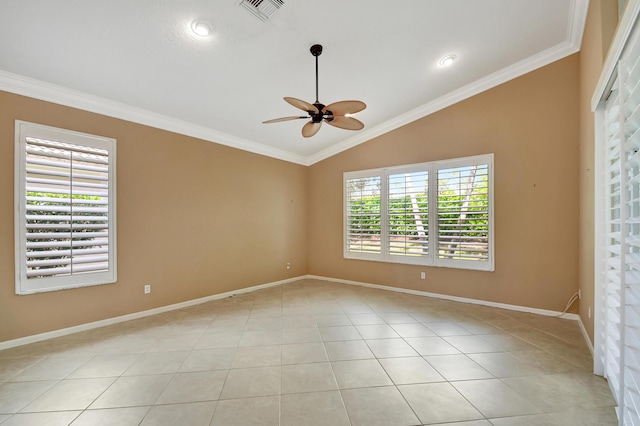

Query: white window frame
[[14, 121, 117, 295], [344, 154, 494, 272]]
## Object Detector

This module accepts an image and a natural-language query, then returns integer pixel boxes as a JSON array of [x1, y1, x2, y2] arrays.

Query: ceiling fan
[[263, 44, 366, 138]]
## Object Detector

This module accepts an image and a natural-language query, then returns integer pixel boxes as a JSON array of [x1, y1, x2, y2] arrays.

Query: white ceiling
[[0, 0, 587, 165]]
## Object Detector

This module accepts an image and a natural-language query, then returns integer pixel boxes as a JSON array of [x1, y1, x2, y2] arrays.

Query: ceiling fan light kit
[[263, 44, 366, 138]]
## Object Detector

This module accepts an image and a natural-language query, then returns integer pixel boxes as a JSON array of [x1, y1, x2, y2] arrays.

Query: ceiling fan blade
[[262, 116, 308, 124], [326, 116, 365, 131], [322, 100, 366, 116], [284, 97, 319, 113], [302, 121, 322, 138]]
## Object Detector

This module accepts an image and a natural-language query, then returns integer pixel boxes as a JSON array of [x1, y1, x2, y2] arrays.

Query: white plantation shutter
[[344, 154, 493, 271], [437, 163, 490, 266], [15, 122, 116, 294], [620, 35, 640, 426], [600, 18, 640, 423], [345, 174, 382, 257], [387, 170, 429, 260], [604, 82, 625, 415]]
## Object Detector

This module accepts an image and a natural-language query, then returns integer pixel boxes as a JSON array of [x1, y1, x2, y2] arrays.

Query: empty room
[[0, 0, 636, 425]]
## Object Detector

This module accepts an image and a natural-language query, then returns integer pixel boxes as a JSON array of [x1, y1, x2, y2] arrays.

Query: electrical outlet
[[588, 306, 591, 318], [286, 262, 291, 270], [420, 272, 426, 280], [144, 284, 151, 294], [578, 289, 581, 299]]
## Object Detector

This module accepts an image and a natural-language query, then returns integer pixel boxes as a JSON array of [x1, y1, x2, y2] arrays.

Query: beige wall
[[308, 55, 581, 312], [0, 91, 308, 342], [578, 0, 618, 343], [1, 12, 619, 344]]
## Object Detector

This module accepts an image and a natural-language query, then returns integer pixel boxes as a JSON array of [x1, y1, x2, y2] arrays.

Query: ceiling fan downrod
[[310, 44, 322, 105], [262, 43, 366, 138], [309, 44, 326, 123]]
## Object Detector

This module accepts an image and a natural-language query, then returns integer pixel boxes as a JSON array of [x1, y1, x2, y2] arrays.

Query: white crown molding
[[304, 0, 588, 165], [305, 41, 579, 165], [0, 70, 309, 166], [306, 28, 588, 164], [568, 0, 590, 50], [0, 0, 588, 167]]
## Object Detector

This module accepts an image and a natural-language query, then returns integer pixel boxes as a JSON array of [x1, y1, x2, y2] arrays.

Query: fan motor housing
[[310, 102, 334, 123]]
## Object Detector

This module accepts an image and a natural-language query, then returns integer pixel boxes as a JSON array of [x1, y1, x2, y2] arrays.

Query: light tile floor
[[0, 279, 617, 425]]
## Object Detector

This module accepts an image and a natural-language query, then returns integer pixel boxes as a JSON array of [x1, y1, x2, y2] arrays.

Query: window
[[594, 17, 640, 419], [344, 154, 493, 271], [14, 121, 117, 294]]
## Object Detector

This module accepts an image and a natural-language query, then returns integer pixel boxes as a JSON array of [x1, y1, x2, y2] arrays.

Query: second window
[[344, 154, 493, 271]]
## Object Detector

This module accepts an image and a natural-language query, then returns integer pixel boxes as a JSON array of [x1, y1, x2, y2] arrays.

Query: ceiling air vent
[[239, 0, 284, 22]]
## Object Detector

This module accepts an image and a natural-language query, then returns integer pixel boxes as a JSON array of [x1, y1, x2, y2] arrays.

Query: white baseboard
[[0, 274, 589, 351], [307, 275, 600, 353], [306, 275, 581, 320], [577, 316, 594, 355], [0, 276, 304, 351]]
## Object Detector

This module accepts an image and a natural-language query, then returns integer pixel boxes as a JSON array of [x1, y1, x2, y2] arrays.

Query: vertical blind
[[24, 137, 111, 277]]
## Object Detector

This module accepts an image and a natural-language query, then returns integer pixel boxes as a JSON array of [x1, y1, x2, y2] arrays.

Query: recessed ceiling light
[[438, 54, 457, 68], [191, 20, 212, 37]]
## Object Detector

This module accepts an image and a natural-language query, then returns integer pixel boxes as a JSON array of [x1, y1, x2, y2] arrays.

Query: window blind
[[604, 82, 625, 415], [437, 164, 490, 262], [344, 154, 493, 271], [601, 23, 640, 421], [15, 122, 116, 294], [345, 175, 382, 255], [620, 37, 640, 422], [24, 137, 110, 277], [387, 171, 428, 258]]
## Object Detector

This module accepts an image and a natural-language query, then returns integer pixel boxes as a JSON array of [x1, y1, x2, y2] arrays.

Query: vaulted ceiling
[[0, 0, 587, 165]]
